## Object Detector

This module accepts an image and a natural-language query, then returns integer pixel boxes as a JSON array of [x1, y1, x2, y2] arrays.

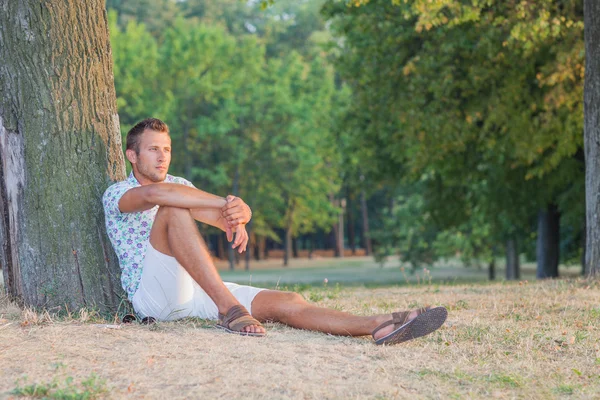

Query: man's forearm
[[147, 183, 227, 210], [191, 208, 227, 232]]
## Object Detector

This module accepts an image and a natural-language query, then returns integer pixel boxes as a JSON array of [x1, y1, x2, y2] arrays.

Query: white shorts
[[131, 243, 266, 321]]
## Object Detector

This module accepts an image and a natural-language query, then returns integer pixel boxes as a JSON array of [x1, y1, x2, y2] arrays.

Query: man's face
[[128, 129, 171, 183]]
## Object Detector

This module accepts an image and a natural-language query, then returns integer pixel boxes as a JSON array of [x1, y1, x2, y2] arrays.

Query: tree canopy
[[106, 0, 586, 273]]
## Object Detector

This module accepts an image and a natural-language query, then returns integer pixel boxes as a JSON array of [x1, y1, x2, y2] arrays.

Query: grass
[[11, 372, 107, 399], [217, 256, 583, 288], [1, 261, 599, 399], [553, 384, 576, 395]]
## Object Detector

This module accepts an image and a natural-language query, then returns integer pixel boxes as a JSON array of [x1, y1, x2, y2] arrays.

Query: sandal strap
[[228, 315, 262, 332], [371, 306, 432, 337], [372, 311, 411, 336], [219, 305, 247, 326], [219, 305, 263, 331]]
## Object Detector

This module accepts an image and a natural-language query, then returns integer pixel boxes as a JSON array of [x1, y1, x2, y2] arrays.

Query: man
[[103, 118, 447, 344]]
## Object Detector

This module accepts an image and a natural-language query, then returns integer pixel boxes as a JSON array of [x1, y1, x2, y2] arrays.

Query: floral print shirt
[[102, 172, 194, 300]]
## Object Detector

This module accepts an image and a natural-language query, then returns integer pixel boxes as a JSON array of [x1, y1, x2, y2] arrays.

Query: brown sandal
[[216, 305, 266, 337], [372, 306, 447, 345]]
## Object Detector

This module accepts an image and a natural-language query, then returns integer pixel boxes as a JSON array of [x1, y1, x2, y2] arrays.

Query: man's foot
[[372, 309, 421, 342], [371, 306, 447, 345], [217, 305, 266, 337], [240, 322, 265, 335]]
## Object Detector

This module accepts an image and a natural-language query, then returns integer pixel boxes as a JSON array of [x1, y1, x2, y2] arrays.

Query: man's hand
[[217, 215, 234, 242], [231, 224, 249, 253], [221, 195, 252, 228]]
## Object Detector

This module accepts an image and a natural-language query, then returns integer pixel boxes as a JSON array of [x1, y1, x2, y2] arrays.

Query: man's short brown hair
[[126, 118, 170, 154]]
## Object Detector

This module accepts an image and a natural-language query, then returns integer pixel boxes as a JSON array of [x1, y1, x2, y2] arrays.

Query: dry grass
[[1, 279, 599, 399]]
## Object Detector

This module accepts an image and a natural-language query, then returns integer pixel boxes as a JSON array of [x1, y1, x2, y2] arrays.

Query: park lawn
[[0, 278, 599, 399], [216, 256, 584, 287]]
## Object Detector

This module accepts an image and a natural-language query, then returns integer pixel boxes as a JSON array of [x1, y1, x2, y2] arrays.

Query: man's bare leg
[[149, 205, 264, 334], [251, 291, 420, 340]]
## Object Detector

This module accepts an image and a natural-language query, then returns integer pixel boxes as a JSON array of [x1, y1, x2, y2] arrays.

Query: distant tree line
[[323, 0, 586, 278], [107, 0, 589, 278], [107, 0, 353, 269]]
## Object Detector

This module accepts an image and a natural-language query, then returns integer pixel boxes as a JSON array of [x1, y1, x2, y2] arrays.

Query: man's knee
[[280, 291, 306, 305], [156, 205, 192, 219]]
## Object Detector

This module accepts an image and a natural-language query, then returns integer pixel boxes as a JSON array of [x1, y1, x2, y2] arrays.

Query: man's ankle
[[217, 302, 243, 316]]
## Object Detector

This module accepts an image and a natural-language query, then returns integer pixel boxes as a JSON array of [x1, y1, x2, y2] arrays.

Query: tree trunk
[[347, 196, 356, 255], [0, 0, 125, 311], [360, 189, 372, 256], [263, 238, 269, 259], [256, 235, 264, 261], [292, 236, 298, 258], [218, 234, 225, 261], [338, 198, 346, 258], [330, 227, 339, 256], [585, 0, 600, 278], [308, 233, 315, 259], [488, 258, 495, 281], [505, 238, 520, 280], [536, 205, 560, 279], [227, 241, 234, 270], [284, 227, 291, 266]]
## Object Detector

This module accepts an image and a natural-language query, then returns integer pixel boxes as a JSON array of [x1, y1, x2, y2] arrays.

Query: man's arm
[[191, 208, 249, 252], [119, 183, 250, 252], [118, 183, 227, 213], [191, 208, 227, 231]]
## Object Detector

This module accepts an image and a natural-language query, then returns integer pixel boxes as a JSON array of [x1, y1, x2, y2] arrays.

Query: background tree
[[105, 0, 587, 277], [0, 0, 125, 310], [585, 0, 600, 277], [323, 0, 584, 277], [108, 0, 344, 267]]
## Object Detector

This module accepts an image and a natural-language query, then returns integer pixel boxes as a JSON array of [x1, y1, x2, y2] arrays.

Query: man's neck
[[132, 170, 163, 186]]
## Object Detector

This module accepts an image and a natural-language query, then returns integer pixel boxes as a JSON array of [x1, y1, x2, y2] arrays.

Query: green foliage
[[108, 0, 343, 244], [372, 191, 437, 268], [107, 0, 584, 268], [12, 373, 107, 399], [324, 0, 584, 265]]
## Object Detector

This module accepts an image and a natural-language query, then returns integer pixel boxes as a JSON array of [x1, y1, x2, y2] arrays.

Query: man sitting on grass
[[102, 118, 447, 345]]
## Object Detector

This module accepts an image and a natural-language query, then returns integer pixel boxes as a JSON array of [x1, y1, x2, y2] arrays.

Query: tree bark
[[505, 238, 520, 280], [536, 204, 560, 279], [0, 0, 126, 311], [360, 189, 372, 256], [585, 0, 600, 278]]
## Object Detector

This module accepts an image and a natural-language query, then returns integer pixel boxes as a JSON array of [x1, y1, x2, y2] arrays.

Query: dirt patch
[[1, 279, 599, 399]]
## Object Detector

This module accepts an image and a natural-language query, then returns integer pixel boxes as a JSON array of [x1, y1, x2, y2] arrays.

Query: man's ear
[[125, 149, 137, 164]]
